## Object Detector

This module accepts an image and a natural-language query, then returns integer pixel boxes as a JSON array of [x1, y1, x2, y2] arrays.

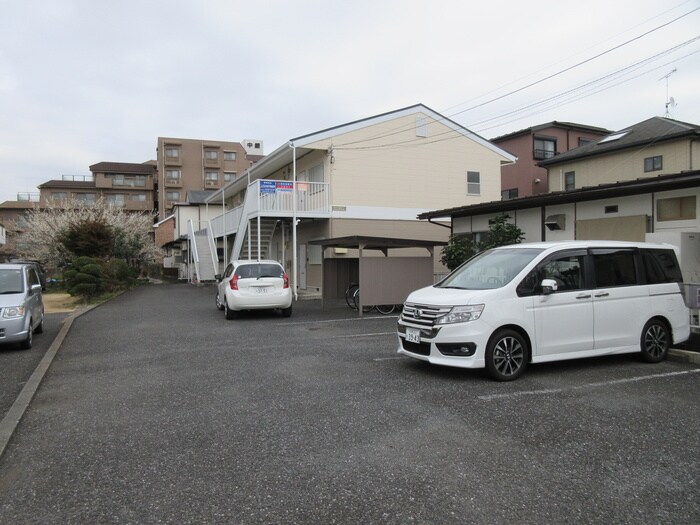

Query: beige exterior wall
[[303, 113, 507, 213], [548, 140, 694, 191]]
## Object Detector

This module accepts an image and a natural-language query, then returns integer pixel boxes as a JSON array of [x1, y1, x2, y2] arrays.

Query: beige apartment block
[[156, 137, 264, 219]]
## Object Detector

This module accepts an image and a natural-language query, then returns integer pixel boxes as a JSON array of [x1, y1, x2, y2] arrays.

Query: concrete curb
[[0, 303, 99, 459], [669, 348, 700, 365]]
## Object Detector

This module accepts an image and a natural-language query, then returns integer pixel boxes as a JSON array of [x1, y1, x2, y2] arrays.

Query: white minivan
[[397, 241, 690, 381]]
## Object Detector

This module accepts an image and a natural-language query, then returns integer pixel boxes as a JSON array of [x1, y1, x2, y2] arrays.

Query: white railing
[[209, 179, 330, 238], [187, 219, 200, 283]]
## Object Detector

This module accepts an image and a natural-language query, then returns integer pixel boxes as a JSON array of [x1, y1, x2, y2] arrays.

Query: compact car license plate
[[405, 328, 421, 344], [254, 287, 269, 294]]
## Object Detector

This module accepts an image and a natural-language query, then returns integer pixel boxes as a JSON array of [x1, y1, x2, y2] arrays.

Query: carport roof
[[309, 235, 447, 250]]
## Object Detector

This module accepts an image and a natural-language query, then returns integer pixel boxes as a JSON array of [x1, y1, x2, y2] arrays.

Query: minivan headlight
[[436, 304, 484, 325], [2, 306, 25, 319]]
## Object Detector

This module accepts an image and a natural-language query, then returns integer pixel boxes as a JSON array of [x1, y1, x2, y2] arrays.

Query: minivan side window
[[539, 254, 585, 292], [516, 250, 586, 296], [592, 249, 638, 288], [27, 268, 40, 288], [641, 249, 683, 284]]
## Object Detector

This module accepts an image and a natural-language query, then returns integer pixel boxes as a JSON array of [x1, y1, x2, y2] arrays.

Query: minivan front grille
[[401, 303, 452, 328]]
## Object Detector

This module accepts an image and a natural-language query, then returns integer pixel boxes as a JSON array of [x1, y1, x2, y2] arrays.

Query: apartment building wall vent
[[544, 214, 566, 231]]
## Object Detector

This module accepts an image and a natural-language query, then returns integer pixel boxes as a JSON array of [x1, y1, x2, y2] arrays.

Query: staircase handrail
[[205, 219, 219, 276], [187, 219, 200, 283]]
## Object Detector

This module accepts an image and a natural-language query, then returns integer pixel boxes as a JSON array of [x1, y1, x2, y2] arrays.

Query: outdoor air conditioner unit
[[544, 214, 566, 231]]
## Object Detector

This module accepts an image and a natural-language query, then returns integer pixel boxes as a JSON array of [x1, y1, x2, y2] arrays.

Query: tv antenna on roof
[[659, 68, 677, 118]]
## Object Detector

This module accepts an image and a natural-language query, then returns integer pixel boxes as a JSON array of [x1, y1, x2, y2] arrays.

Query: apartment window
[[466, 171, 480, 195], [51, 192, 68, 201], [166, 169, 181, 183], [205, 171, 219, 181], [165, 147, 179, 159], [224, 151, 236, 161], [501, 188, 518, 200], [224, 172, 236, 182], [564, 171, 575, 191], [644, 155, 663, 172], [112, 174, 146, 187], [533, 137, 556, 160], [657, 196, 696, 221], [604, 205, 618, 214], [106, 194, 126, 206], [75, 193, 96, 204], [131, 194, 147, 202], [204, 150, 218, 160], [166, 191, 180, 202]]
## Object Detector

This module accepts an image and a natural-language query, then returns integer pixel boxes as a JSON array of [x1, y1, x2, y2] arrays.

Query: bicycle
[[345, 283, 359, 309]]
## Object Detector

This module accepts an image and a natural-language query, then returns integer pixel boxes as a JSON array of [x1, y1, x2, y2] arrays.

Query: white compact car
[[398, 241, 690, 381], [215, 260, 292, 319], [0, 263, 45, 349]]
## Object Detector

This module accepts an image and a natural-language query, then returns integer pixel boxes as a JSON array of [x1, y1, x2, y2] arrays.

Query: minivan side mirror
[[31, 284, 42, 295], [541, 279, 558, 295]]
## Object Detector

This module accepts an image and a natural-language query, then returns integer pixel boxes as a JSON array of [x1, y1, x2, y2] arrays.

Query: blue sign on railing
[[260, 180, 276, 194]]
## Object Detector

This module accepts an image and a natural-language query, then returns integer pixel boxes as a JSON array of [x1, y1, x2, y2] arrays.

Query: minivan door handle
[[594, 292, 610, 298], [576, 293, 591, 299]]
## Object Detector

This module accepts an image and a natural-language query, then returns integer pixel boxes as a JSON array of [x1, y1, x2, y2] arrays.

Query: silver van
[[0, 263, 45, 349]]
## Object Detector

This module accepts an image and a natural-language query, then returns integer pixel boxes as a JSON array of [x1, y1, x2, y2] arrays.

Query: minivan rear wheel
[[640, 319, 670, 363], [485, 329, 527, 381]]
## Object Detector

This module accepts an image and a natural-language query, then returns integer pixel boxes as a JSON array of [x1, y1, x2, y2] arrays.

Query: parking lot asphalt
[[0, 283, 699, 524], [0, 312, 69, 417]]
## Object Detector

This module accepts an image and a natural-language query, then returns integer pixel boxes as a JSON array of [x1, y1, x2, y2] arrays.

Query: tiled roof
[[490, 121, 612, 142], [89, 161, 156, 175], [37, 180, 97, 189], [539, 117, 700, 166]]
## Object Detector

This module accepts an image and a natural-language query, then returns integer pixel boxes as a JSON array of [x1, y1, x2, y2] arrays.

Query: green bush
[[104, 259, 137, 292], [64, 257, 104, 299]]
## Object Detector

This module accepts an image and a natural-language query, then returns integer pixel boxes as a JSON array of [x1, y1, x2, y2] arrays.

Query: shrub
[[64, 257, 105, 299]]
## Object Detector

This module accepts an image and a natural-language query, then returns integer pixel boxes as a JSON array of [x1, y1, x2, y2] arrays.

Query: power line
[[332, 6, 700, 150]]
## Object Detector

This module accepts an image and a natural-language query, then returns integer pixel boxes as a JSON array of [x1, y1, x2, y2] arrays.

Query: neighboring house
[[417, 115, 700, 283], [154, 191, 224, 280], [539, 117, 700, 192], [0, 223, 6, 246], [491, 122, 611, 199], [192, 103, 516, 295], [37, 161, 157, 211], [0, 196, 39, 261], [156, 137, 264, 220]]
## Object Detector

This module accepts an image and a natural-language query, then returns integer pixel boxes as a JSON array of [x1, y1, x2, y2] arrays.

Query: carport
[[309, 235, 447, 316]]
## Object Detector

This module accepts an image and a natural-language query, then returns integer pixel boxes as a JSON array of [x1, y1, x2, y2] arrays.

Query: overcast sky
[[1, 0, 699, 203]]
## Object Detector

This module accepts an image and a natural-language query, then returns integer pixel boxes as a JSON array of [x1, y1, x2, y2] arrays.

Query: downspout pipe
[[290, 142, 298, 301]]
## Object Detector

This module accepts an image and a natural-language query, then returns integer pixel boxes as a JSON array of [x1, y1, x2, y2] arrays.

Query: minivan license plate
[[405, 328, 421, 344]]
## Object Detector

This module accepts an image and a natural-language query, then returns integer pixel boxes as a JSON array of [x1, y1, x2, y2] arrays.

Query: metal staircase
[[239, 219, 278, 260], [187, 220, 218, 282]]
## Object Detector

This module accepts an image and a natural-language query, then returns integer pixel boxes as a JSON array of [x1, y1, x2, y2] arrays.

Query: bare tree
[[18, 198, 162, 269]]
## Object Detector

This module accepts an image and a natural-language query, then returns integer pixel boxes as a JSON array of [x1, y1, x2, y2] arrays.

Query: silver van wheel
[[640, 319, 669, 363], [20, 322, 33, 350], [485, 329, 527, 381]]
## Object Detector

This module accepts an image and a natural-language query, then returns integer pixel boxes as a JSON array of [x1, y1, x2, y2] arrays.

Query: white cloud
[[1, 0, 699, 202]]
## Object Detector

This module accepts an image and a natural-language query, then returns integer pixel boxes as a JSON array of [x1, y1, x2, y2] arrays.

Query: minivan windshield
[[436, 247, 544, 290], [0, 269, 24, 294]]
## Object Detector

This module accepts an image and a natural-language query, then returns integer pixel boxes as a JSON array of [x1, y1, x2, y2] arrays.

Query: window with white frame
[[165, 147, 179, 159], [466, 171, 480, 195], [205, 171, 219, 183], [165, 169, 181, 183]]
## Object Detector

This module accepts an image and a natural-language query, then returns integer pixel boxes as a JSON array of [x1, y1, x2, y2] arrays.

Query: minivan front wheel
[[640, 319, 670, 363], [485, 329, 527, 381], [20, 322, 33, 350]]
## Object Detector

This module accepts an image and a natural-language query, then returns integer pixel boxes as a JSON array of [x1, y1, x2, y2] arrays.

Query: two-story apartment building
[[189, 104, 516, 296], [0, 196, 40, 261], [156, 137, 263, 219], [491, 121, 611, 200]]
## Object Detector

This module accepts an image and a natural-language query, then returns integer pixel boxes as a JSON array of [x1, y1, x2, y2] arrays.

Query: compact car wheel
[[281, 305, 292, 318], [640, 319, 670, 363], [485, 329, 527, 381], [216, 292, 224, 311]]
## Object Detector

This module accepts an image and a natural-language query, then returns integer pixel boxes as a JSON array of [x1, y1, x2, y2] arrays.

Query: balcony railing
[[209, 179, 330, 238]]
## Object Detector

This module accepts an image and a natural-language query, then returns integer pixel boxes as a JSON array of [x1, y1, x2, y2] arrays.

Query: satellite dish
[[669, 97, 677, 108]]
